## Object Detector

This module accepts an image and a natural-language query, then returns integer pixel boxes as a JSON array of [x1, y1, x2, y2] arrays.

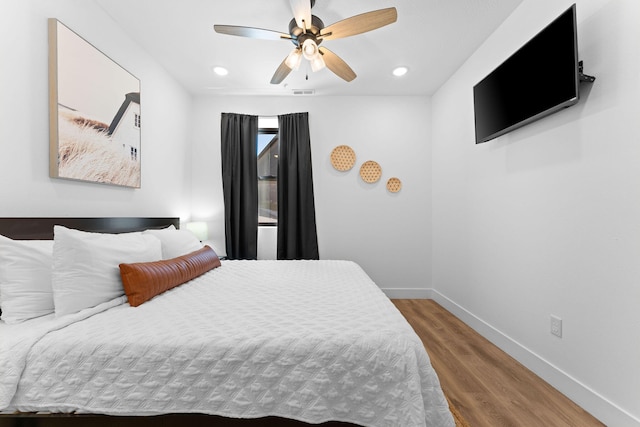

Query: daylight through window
[[257, 117, 279, 225]]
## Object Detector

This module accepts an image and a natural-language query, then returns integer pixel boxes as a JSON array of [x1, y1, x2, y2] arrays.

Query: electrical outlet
[[550, 315, 562, 338]]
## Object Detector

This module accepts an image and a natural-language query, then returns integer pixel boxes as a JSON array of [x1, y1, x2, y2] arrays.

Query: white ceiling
[[95, 0, 524, 96]]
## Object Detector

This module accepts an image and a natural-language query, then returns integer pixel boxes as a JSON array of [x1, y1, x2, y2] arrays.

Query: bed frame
[[0, 217, 356, 427], [0, 414, 354, 427], [0, 217, 181, 240]]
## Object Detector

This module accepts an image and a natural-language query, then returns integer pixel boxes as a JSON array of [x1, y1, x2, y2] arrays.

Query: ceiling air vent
[[292, 89, 315, 96]]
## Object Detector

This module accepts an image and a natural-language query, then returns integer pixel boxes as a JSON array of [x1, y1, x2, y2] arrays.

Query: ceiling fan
[[213, 0, 397, 84]]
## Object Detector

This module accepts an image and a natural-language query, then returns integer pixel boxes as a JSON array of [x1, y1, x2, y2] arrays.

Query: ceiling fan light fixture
[[285, 48, 302, 70], [302, 38, 319, 60], [392, 66, 409, 77], [214, 5, 398, 84], [310, 54, 326, 72]]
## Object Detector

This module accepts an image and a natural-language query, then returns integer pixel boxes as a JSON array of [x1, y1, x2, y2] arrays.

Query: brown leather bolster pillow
[[119, 245, 221, 307]]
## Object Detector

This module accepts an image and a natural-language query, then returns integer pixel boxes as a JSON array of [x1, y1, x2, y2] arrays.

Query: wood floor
[[392, 299, 605, 427]]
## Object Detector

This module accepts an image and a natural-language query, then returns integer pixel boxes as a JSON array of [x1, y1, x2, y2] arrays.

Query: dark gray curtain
[[277, 112, 319, 260], [220, 113, 258, 260]]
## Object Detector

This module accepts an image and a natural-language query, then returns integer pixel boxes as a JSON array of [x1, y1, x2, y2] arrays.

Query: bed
[[0, 217, 454, 427]]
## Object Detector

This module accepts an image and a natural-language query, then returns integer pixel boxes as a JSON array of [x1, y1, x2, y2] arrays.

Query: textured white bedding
[[0, 260, 454, 427]]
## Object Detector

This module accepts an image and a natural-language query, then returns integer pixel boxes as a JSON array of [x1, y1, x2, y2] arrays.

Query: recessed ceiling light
[[213, 66, 228, 76], [392, 66, 408, 77]]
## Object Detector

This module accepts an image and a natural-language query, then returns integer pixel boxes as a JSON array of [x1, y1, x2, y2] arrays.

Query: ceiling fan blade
[[319, 47, 356, 82], [270, 58, 293, 84], [319, 7, 397, 41], [290, 0, 312, 30], [214, 25, 291, 41]]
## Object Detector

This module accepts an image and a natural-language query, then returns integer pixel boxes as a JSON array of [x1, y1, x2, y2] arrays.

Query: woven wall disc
[[330, 145, 356, 171], [386, 177, 402, 193], [359, 160, 382, 183]]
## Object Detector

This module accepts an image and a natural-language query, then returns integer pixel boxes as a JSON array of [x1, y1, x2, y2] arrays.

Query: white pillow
[[143, 225, 203, 259], [0, 235, 54, 324], [52, 226, 162, 316]]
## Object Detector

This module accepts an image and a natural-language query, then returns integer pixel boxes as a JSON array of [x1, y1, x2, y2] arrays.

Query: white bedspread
[[0, 260, 454, 427]]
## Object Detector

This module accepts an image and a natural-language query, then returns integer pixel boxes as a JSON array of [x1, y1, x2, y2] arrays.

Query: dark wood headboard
[[0, 217, 180, 240]]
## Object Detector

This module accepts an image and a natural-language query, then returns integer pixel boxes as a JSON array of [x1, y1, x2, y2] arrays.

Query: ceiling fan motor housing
[[289, 15, 325, 47]]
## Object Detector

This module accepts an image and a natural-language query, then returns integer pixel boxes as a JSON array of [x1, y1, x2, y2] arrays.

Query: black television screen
[[473, 4, 579, 144]]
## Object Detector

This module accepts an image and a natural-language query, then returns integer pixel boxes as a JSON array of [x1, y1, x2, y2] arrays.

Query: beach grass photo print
[[48, 19, 141, 188]]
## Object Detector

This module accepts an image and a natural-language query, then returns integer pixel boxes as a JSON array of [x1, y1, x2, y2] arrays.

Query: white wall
[[0, 0, 193, 218], [431, 0, 640, 425], [191, 95, 432, 295]]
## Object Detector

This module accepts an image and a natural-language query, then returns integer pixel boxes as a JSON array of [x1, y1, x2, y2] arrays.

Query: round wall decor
[[330, 145, 356, 171], [359, 160, 382, 183], [386, 177, 402, 193]]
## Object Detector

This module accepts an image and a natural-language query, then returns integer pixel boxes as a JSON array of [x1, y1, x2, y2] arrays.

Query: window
[[257, 117, 279, 225], [130, 146, 138, 161], [134, 113, 141, 128]]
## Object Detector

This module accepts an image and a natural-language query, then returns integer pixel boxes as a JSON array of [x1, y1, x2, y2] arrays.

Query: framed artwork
[[48, 19, 141, 188]]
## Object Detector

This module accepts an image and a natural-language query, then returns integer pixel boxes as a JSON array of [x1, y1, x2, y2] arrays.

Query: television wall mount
[[579, 60, 596, 83]]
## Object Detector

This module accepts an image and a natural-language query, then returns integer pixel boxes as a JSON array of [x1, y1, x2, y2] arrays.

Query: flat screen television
[[473, 4, 580, 144]]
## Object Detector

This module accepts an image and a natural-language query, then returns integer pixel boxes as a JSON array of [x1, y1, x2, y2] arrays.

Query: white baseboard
[[380, 288, 433, 299], [428, 289, 640, 427]]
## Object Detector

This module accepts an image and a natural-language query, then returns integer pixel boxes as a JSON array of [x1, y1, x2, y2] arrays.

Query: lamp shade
[[301, 39, 319, 60], [310, 54, 326, 72], [185, 221, 208, 241], [285, 48, 302, 70]]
